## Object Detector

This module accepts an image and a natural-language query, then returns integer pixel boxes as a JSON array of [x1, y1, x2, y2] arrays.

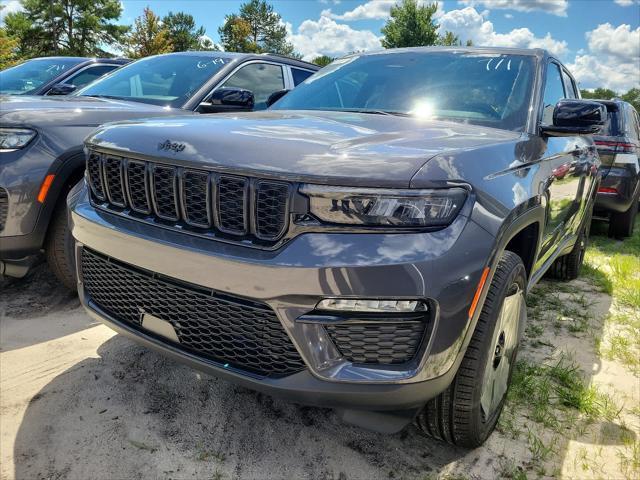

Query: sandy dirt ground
[[1, 254, 638, 480]]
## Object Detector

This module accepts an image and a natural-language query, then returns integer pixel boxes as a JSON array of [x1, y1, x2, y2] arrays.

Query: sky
[[2, 0, 639, 91]]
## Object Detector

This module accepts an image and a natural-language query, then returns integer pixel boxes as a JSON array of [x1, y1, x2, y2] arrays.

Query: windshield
[[272, 51, 536, 131], [0, 58, 85, 95], [76, 54, 232, 107]]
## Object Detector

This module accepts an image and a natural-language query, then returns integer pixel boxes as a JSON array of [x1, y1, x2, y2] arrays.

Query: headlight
[[0, 128, 36, 151], [300, 185, 467, 227]]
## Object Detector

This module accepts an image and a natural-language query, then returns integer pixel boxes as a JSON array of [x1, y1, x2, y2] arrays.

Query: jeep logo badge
[[158, 140, 186, 153]]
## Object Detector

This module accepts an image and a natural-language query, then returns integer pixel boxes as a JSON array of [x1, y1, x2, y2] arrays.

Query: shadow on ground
[[12, 335, 475, 480]]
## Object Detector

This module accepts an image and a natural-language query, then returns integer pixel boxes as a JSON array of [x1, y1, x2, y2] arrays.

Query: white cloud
[[504, 13, 513, 19], [567, 54, 639, 92], [287, 14, 381, 61], [437, 7, 568, 56], [459, 0, 568, 16], [328, 0, 443, 21], [0, 0, 23, 22], [613, 0, 637, 6], [586, 23, 640, 61], [567, 23, 640, 91]]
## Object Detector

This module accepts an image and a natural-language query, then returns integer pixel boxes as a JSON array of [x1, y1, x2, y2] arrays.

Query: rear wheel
[[547, 205, 592, 281], [415, 251, 527, 448], [608, 192, 638, 239]]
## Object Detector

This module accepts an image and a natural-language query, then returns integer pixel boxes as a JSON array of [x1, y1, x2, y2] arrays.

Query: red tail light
[[598, 187, 618, 194], [594, 140, 636, 153]]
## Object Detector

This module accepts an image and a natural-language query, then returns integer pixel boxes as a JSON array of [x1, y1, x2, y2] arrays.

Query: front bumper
[[71, 188, 495, 410]]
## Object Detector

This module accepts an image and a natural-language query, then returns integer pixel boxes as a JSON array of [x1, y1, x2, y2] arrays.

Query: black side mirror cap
[[198, 87, 255, 113], [47, 83, 77, 95], [541, 99, 606, 136], [266, 89, 290, 108]]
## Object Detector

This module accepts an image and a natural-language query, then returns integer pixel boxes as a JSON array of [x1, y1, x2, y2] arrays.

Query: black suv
[[71, 47, 603, 447], [592, 99, 640, 238], [0, 52, 318, 286], [0, 57, 130, 96]]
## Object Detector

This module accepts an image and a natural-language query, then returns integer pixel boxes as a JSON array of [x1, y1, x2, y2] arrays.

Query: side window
[[542, 63, 566, 125], [220, 63, 285, 110], [626, 107, 639, 140], [291, 68, 314, 86], [561, 70, 577, 99], [66, 65, 117, 89]]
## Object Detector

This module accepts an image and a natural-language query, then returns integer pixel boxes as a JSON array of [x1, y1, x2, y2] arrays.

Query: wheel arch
[[36, 147, 87, 244]]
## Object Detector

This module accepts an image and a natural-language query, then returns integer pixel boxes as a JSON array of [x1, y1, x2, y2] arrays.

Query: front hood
[[87, 110, 521, 187], [0, 95, 188, 127]]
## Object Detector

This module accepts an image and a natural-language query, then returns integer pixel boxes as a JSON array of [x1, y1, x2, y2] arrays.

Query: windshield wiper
[[82, 94, 125, 100], [335, 108, 410, 117]]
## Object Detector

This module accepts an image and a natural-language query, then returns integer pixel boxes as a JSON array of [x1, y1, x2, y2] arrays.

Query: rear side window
[[624, 107, 639, 140], [67, 65, 117, 89], [291, 68, 314, 86], [542, 63, 566, 125], [220, 63, 285, 110], [561, 70, 577, 99]]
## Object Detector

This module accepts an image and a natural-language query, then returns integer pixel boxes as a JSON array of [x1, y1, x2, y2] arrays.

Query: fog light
[[316, 298, 426, 313]]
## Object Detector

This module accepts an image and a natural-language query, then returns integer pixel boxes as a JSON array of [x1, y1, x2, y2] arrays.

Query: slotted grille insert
[[81, 248, 306, 377], [86, 152, 291, 244]]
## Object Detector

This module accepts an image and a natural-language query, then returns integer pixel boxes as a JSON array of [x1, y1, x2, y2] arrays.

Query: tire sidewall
[[470, 256, 527, 444]]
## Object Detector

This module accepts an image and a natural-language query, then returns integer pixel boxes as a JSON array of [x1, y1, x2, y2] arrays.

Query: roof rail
[[260, 52, 317, 67]]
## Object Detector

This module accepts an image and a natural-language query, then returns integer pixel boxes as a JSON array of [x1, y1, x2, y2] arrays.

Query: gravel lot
[[1, 224, 638, 480]]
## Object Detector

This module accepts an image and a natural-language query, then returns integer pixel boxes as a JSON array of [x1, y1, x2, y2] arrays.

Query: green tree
[[581, 87, 640, 113], [3, 11, 39, 58], [312, 55, 334, 67], [198, 36, 219, 51], [0, 5, 20, 69], [126, 7, 173, 59], [438, 31, 460, 46], [0, 29, 19, 69], [218, 0, 295, 55], [3, 0, 127, 57], [620, 88, 640, 112], [381, 0, 470, 48], [580, 87, 618, 100], [162, 11, 205, 52], [218, 14, 255, 52], [381, 0, 439, 48]]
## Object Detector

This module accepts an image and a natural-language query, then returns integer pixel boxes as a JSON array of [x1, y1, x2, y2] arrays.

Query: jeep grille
[[86, 152, 291, 244]]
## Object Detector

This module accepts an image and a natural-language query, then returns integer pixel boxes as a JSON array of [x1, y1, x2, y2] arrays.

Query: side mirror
[[47, 83, 77, 95], [198, 87, 254, 113], [266, 89, 290, 108], [541, 99, 606, 136]]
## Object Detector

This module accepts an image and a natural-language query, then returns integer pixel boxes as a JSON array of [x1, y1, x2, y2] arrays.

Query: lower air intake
[[81, 248, 305, 378]]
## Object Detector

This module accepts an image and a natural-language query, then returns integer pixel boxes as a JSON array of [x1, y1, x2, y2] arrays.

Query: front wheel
[[415, 251, 527, 448], [45, 200, 77, 291]]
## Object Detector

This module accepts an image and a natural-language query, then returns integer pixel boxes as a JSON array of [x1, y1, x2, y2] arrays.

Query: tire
[[45, 199, 77, 291], [415, 251, 527, 448], [608, 192, 638, 239], [547, 206, 592, 281]]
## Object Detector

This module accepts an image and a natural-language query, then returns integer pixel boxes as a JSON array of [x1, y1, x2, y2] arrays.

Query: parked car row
[[0, 56, 131, 96], [1, 47, 638, 449], [0, 51, 318, 287]]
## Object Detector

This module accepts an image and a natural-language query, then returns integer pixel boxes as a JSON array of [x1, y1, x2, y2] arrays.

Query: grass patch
[[508, 355, 621, 427], [583, 218, 640, 309], [617, 440, 640, 480]]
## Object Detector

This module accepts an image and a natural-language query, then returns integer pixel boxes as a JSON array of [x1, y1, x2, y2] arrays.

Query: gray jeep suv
[[0, 52, 317, 286], [70, 47, 604, 447]]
